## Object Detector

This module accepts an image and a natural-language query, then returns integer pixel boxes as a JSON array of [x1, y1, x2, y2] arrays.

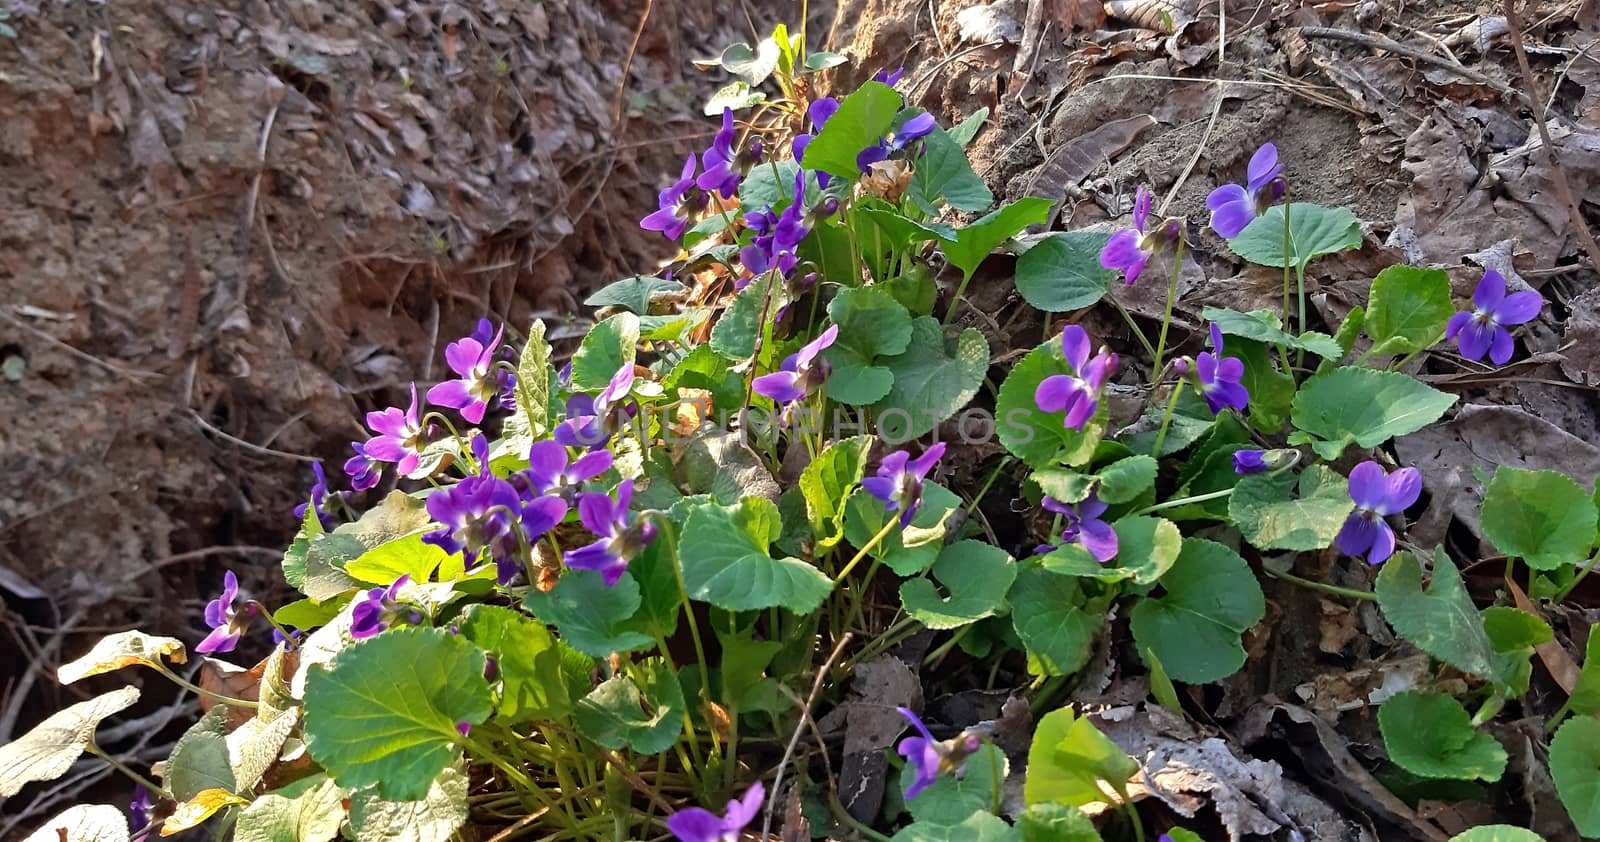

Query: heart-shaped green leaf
[[1378, 691, 1506, 781], [872, 317, 989, 442], [1228, 465, 1354, 551], [1550, 716, 1600, 836], [680, 498, 833, 612], [1014, 231, 1114, 313], [571, 312, 639, 389], [1009, 566, 1101, 677], [1289, 367, 1457, 459], [1230, 202, 1361, 268], [573, 658, 685, 756], [1130, 538, 1265, 683], [524, 570, 656, 658], [801, 81, 901, 179], [900, 540, 1017, 629], [1480, 467, 1597, 571], [1375, 550, 1502, 684], [1364, 265, 1455, 356]]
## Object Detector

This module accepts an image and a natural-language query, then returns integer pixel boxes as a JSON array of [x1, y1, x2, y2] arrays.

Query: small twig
[[611, 0, 653, 132], [187, 410, 321, 463], [761, 633, 852, 841], [594, 746, 675, 814], [1159, 0, 1227, 216], [1297, 25, 1512, 92], [1501, 0, 1600, 272], [0, 309, 160, 382]]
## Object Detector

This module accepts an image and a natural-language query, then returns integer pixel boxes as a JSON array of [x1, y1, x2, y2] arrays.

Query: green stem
[[1131, 486, 1233, 517], [649, 514, 716, 761], [1108, 297, 1159, 375], [830, 794, 895, 842], [247, 601, 299, 645], [151, 664, 259, 709], [942, 270, 975, 327], [1295, 261, 1308, 371], [923, 626, 971, 667], [1261, 566, 1377, 601], [86, 743, 172, 801], [962, 456, 1013, 520], [834, 519, 899, 584], [1281, 196, 1293, 336], [1149, 380, 1185, 458], [1552, 550, 1598, 603], [1149, 238, 1186, 381], [421, 411, 476, 473], [1116, 783, 1145, 842], [842, 557, 884, 634]]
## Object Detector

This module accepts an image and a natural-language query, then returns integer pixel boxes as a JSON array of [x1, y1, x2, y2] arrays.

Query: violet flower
[[862, 443, 946, 528], [640, 154, 705, 241], [696, 108, 760, 199], [344, 440, 382, 491], [1335, 461, 1421, 566], [1100, 185, 1182, 285], [424, 474, 565, 585], [1233, 449, 1269, 474], [895, 707, 982, 801], [738, 201, 808, 284], [468, 318, 519, 410], [554, 364, 637, 450], [129, 786, 153, 834], [874, 67, 906, 86], [565, 479, 658, 586], [1039, 493, 1118, 562], [521, 439, 614, 499], [1445, 269, 1543, 365], [350, 574, 423, 639], [364, 383, 430, 475], [1034, 325, 1118, 431], [293, 461, 337, 530], [667, 782, 764, 842], [1206, 142, 1286, 239], [753, 324, 838, 407], [428, 326, 509, 425], [1196, 323, 1249, 415], [791, 97, 840, 166], [856, 111, 937, 172], [196, 571, 258, 655]]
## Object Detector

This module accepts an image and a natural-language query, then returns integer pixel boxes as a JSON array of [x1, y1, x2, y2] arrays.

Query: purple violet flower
[[1445, 269, 1543, 365], [791, 97, 840, 166], [667, 782, 764, 842], [696, 108, 760, 199], [521, 439, 614, 500], [856, 111, 937, 172], [344, 440, 382, 491], [1335, 461, 1422, 566], [1039, 493, 1119, 562], [874, 67, 906, 86], [293, 462, 338, 530], [468, 319, 519, 410], [428, 326, 509, 425], [565, 479, 658, 586], [640, 154, 705, 241], [129, 785, 153, 834], [861, 443, 946, 528], [895, 707, 982, 801], [1100, 185, 1181, 285], [424, 474, 566, 585], [363, 383, 430, 475], [350, 575, 423, 639], [1233, 449, 1269, 474], [196, 571, 257, 654], [1034, 325, 1118, 431], [554, 364, 637, 450], [1206, 142, 1286, 239], [753, 324, 838, 406], [1196, 323, 1249, 415]]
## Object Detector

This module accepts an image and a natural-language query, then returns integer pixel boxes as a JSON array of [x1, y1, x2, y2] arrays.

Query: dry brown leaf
[[1026, 115, 1156, 229], [58, 630, 188, 685], [1103, 0, 1197, 33]]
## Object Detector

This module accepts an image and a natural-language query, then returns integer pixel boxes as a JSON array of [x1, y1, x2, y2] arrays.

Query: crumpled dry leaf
[[1026, 115, 1156, 231], [1560, 285, 1600, 386], [1103, 0, 1197, 33], [818, 656, 922, 823]]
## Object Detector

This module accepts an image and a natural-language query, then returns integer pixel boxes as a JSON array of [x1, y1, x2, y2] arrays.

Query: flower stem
[[86, 743, 172, 801], [1553, 549, 1600, 603], [421, 411, 476, 473], [1107, 297, 1159, 375], [1260, 566, 1377, 601], [246, 601, 298, 646], [834, 519, 899, 584], [1149, 237, 1186, 381], [151, 664, 259, 709], [649, 514, 715, 752], [1149, 380, 1185, 458], [942, 270, 975, 327], [1131, 486, 1233, 517]]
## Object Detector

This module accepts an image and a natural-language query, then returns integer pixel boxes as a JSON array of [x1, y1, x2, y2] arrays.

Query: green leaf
[[1229, 202, 1361, 268], [166, 705, 237, 801], [1144, 648, 1183, 715], [801, 50, 848, 73], [0, 686, 139, 797], [1014, 232, 1114, 313], [663, 344, 744, 415], [1017, 803, 1102, 842], [1230, 336, 1295, 433], [571, 312, 639, 389], [573, 658, 686, 755], [1289, 366, 1457, 459], [900, 743, 1008, 825], [1569, 629, 1600, 716], [893, 813, 1017, 842], [1447, 828, 1545, 842], [1378, 691, 1506, 781], [21, 805, 130, 842], [1365, 265, 1455, 355], [738, 160, 800, 212], [1023, 706, 1137, 807], [456, 605, 569, 721], [679, 498, 834, 612], [718, 38, 780, 86], [282, 502, 324, 590], [1032, 467, 1096, 504], [1095, 455, 1157, 504], [1483, 606, 1552, 696], [703, 80, 765, 115], [872, 317, 989, 442], [1200, 306, 1343, 359], [1480, 468, 1597, 571], [524, 570, 656, 658], [235, 775, 344, 842], [675, 426, 780, 504], [802, 81, 902, 179], [1126, 390, 1217, 457], [800, 436, 871, 548], [1009, 567, 1101, 677], [900, 540, 1017, 629], [345, 532, 450, 586], [1108, 516, 1182, 584], [349, 765, 468, 842], [1375, 550, 1502, 683], [947, 107, 989, 147], [273, 597, 344, 634], [1131, 538, 1265, 684], [303, 627, 492, 800], [855, 205, 960, 254], [843, 481, 962, 576], [908, 125, 993, 214], [996, 339, 1105, 469], [938, 198, 1055, 279], [1228, 465, 1355, 551], [711, 271, 779, 360], [1550, 717, 1600, 836], [825, 286, 915, 404], [1320, 305, 1364, 374], [57, 631, 186, 685], [510, 318, 551, 442], [585, 276, 684, 315]]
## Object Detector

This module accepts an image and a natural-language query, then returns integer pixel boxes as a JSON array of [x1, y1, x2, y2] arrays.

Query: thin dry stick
[[1158, 0, 1226, 215], [595, 746, 676, 814], [611, 0, 653, 132], [1297, 25, 1512, 93], [188, 410, 321, 463], [0, 309, 160, 381], [1501, 0, 1600, 272], [760, 632, 853, 840]]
